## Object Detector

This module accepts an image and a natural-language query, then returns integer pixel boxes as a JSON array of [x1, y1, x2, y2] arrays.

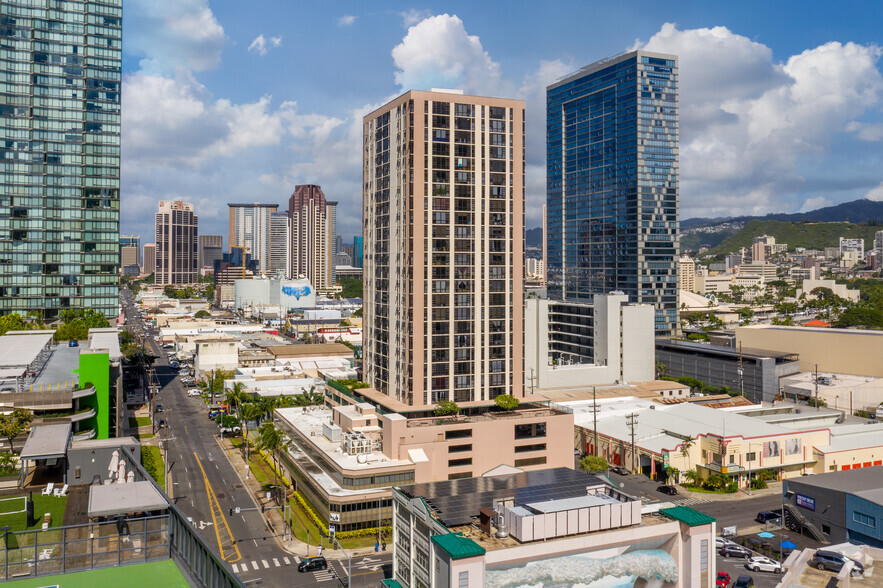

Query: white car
[[187, 389, 202, 397], [746, 556, 783, 573]]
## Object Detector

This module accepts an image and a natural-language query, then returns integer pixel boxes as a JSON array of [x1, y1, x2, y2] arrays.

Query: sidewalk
[[675, 480, 783, 502], [215, 434, 384, 561]]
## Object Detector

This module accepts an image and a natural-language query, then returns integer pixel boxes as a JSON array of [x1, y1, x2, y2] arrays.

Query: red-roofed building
[[802, 320, 830, 328]]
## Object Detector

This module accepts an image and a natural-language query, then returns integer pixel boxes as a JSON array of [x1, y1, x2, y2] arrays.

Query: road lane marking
[[232, 564, 239, 573], [251, 561, 258, 570], [283, 557, 290, 565], [194, 451, 241, 563], [262, 559, 269, 568], [273, 558, 280, 567]]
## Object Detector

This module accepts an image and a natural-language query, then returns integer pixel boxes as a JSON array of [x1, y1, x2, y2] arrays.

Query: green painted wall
[[77, 351, 110, 439]]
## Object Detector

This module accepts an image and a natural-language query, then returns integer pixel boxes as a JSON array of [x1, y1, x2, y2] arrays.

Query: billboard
[[796, 494, 816, 511], [280, 279, 316, 310]]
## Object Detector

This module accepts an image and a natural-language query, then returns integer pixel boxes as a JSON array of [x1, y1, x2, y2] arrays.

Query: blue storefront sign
[[796, 493, 816, 511]]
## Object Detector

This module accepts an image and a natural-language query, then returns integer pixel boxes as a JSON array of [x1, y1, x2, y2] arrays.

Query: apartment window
[[448, 444, 472, 453], [445, 429, 472, 440], [459, 571, 469, 587], [449, 458, 472, 468], [514, 443, 546, 453], [853, 512, 876, 528], [514, 423, 546, 440], [514, 457, 546, 467], [448, 471, 472, 480]]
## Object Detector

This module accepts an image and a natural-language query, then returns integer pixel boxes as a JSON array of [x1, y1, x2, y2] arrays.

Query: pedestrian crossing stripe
[[233, 557, 296, 574], [313, 569, 337, 581]]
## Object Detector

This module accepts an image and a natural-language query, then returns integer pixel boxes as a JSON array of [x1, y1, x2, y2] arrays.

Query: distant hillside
[[526, 227, 542, 248], [681, 229, 738, 252], [706, 220, 880, 256], [683, 198, 883, 228]]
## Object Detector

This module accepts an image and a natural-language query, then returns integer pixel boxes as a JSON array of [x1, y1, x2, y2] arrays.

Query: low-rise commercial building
[[736, 325, 883, 377], [655, 339, 801, 403], [390, 468, 715, 588], [782, 371, 883, 414], [525, 293, 654, 390]]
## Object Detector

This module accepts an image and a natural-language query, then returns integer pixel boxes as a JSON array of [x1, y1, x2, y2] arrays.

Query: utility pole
[[738, 342, 744, 398], [592, 387, 599, 457], [626, 413, 638, 474]]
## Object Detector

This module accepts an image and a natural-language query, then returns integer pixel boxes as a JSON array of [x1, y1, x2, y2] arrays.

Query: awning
[[88, 481, 169, 517], [20, 423, 72, 460]]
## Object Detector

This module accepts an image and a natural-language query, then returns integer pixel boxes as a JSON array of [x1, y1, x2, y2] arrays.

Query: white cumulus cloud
[[337, 14, 357, 27], [392, 14, 505, 96], [248, 34, 282, 56], [866, 181, 883, 201], [637, 23, 883, 217]]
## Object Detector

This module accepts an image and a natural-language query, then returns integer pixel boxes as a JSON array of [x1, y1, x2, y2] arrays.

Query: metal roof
[[0, 332, 54, 369], [431, 533, 486, 560], [20, 423, 72, 460], [87, 481, 169, 517], [660, 506, 716, 527], [786, 466, 883, 493], [395, 468, 606, 527], [655, 339, 798, 361]]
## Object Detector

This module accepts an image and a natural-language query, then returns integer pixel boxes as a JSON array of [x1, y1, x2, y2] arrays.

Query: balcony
[[0, 385, 94, 411]]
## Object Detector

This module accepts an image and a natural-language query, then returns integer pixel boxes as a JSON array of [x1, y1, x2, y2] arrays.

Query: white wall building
[[193, 338, 239, 375], [839, 237, 865, 261], [233, 277, 317, 311], [795, 279, 860, 302], [525, 293, 654, 390]]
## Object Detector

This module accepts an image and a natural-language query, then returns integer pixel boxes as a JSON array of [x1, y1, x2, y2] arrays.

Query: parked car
[[719, 544, 753, 559], [755, 510, 782, 524], [68, 340, 79, 347], [297, 556, 327, 572], [609, 466, 628, 475], [732, 575, 754, 588], [715, 571, 731, 587], [746, 556, 783, 573], [208, 410, 222, 420], [656, 485, 678, 495], [156, 404, 164, 412], [809, 549, 864, 575], [218, 424, 241, 434], [716, 536, 735, 550], [187, 389, 202, 397]]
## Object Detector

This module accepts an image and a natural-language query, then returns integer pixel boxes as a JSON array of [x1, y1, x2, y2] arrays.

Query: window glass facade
[[0, 0, 122, 319], [546, 51, 679, 335]]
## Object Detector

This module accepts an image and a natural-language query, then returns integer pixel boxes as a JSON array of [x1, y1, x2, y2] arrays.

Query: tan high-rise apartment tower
[[288, 185, 337, 292], [155, 201, 198, 285], [142, 244, 156, 276], [363, 90, 525, 408]]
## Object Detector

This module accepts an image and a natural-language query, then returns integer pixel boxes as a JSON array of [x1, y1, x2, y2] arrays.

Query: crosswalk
[[674, 497, 712, 506], [312, 567, 338, 582], [232, 555, 295, 574]]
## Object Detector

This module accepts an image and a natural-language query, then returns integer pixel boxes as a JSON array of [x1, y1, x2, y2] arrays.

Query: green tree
[[204, 283, 215, 303], [53, 309, 110, 342], [0, 409, 34, 452], [224, 382, 248, 413], [256, 421, 289, 492], [238, 402, 264, 441], [292, 386, 325, 407], [578, 455, 609, 473], [682, 468, 701, 486], [434, 400, 460, 417], [494, 394, 519, 411], [664, 465, 679, 484], [338, 277, 363, 299], [195, 310, 211, 319]]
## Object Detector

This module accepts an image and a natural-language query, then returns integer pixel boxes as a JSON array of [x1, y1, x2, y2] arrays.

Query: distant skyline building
[[287, 185, 336, 292], [353, 235, 363, 268], [228, 203, 278, 273], [155, 201, 198, 286], [120, 246, 139, 272], [120, 235, 141, 267], [678, 256, 695, 292], [0, 0, 123, 319], [839, 237, 865, 261], [142, 244, 156, 276], [269, 212, 290, 278], [363, 90, 525, 408], [546, 51, 680, 336], [198, 235, 223, 270]]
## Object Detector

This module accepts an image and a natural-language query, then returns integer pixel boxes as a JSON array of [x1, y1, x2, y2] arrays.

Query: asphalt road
[[121, 289, 391, 586]]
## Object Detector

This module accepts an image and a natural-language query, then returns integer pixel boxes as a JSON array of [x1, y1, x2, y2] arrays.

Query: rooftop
[[267, 343, 353, 358], [87, 328, 121, 361], [87, 481, 169, 517], [33, 344, 81, 390], [395, 467, 609, 528], [0, 331, 54, 372], [4, 559, 190, 588], [659, 506, 716, 527], [786, 465, 883, 493], [20, 423, 72, 460], [655, 338, 799, 361], [431, 533, 485, 560]]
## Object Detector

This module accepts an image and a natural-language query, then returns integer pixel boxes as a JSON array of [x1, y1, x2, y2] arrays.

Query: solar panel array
[[397, 468, 605, 527]]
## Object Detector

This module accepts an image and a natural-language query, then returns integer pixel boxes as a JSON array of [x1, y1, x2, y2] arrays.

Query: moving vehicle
[[297, 556, 327, 572], [755, 510, 782, 524], [746, 556, 783, 573], [809, 550, 864, 575], [719, 544, 752, 559], [656, 485, 678, 495], [156, 404, 164, 412], [715, 571, 731, 587], [187, 389, 202, 397], [733, 575, 754, 588], [609, 466, 628, 475]]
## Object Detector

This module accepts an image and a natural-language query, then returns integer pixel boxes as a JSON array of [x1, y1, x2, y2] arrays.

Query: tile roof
[[431, 533, 486, 560]]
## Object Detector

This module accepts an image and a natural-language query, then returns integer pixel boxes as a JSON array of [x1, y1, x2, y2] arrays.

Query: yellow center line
[[194, 451, 241, 563]]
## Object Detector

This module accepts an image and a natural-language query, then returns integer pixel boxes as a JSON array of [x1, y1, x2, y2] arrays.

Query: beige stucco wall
[[736, 326, 883, 377]]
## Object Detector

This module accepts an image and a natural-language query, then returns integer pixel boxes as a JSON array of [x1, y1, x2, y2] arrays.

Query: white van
[[876, 405, 883, 419]]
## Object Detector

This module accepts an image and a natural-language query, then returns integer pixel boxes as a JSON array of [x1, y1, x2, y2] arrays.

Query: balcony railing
[[0, 386, 95, 411]]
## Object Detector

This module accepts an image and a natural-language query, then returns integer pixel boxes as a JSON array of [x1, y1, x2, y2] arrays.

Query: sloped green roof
[[660, 505, 716, 527], [431, 533, 486, 560], [381, 580, 406, 588]]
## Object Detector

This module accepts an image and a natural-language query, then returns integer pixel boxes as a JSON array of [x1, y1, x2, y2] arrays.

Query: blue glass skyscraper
[[546, 51, 679, 335]]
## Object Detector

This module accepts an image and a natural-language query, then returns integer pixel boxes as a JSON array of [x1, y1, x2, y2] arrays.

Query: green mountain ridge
[[702, 220, 880, 257]]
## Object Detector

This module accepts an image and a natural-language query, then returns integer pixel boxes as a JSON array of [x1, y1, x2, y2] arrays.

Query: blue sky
[[121, 1, 883, 246]]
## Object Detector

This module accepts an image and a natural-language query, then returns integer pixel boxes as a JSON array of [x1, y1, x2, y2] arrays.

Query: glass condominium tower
[[0, 0, 122, 320], [546, 51, 679, 336]]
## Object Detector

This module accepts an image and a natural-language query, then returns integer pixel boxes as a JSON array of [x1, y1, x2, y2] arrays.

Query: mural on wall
[[485, 549, 678, 588]]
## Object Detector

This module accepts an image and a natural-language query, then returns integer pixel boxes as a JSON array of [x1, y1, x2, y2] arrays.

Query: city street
[[121, 289, 390, 586]]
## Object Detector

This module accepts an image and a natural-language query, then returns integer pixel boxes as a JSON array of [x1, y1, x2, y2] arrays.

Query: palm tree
[[225, 382, 247, 413], [238, 402, 263, 475], [679, 437, 695, 470], [257, 421, 289, 496], [293, 386, 324, 407]]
